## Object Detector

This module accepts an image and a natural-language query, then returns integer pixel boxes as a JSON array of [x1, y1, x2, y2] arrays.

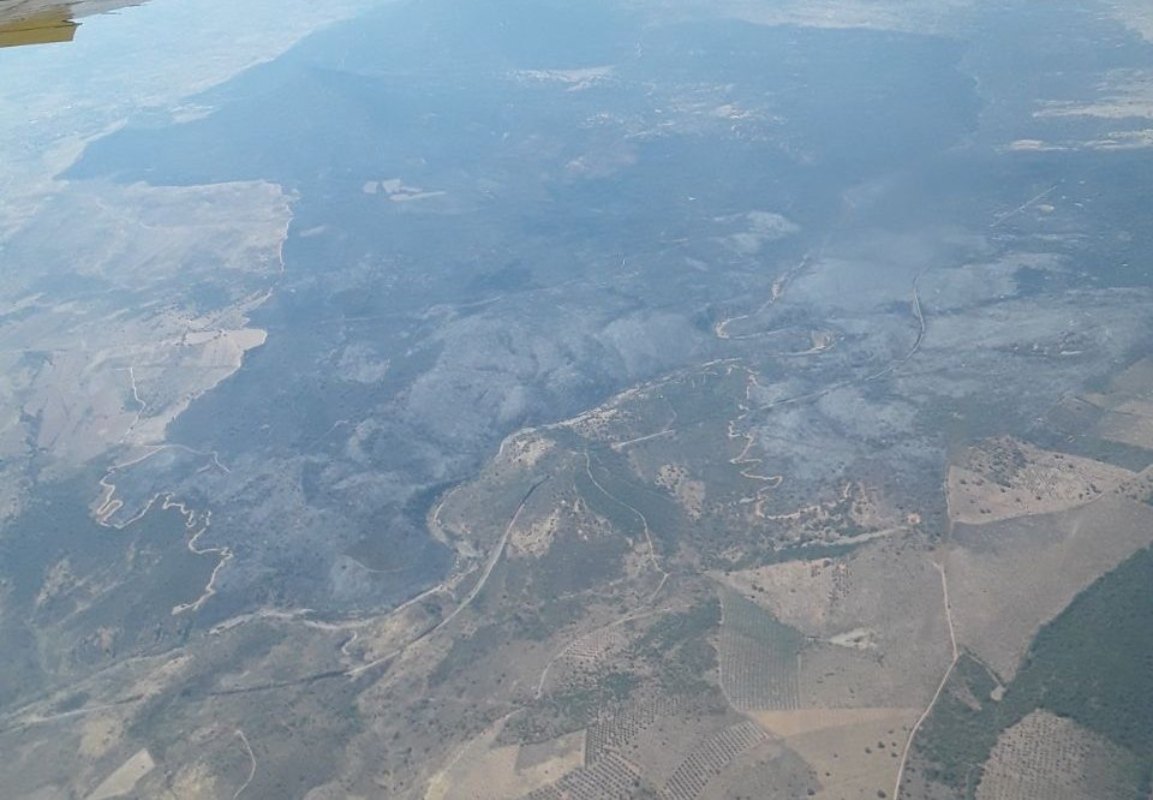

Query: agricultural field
[[763, 707, 916, 800], [908, 545, 1153, 799], [945, 497, 1153, 681], [1084, 357, 1153, 451], [425, 720, 585, 800], [662, 721, 768, 800], [946, 437, 1135, 524], [717, 588, 803, 713], [975, 711, 1139, 800], [721, 533, 951, 710]]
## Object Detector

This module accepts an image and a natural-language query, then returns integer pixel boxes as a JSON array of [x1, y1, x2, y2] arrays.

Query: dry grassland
[[1095, 399, 1153, 451], [947, 437, 1134, 525], [946, 496, 1153, 681], [1084, 357, 1153, 450], [723, 535, 950, 708], [167, 762, 221, 800], [340, 599, 446, 669], [79, 714, 124, 760], [426, 723, 584, 800], [86, 748, 155, 800], [755, 708, 917, 800], [698, 739, 817, 798], [755, 707, 914, 738]]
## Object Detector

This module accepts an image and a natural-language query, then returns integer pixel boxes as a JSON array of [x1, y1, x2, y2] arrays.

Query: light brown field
[[947, 437, 1134, 525], [754, 708, 917, 800], [167, 762, 220, 800], [755, 707, 915, 738], [724, 558, 834, 623], [86, 748, 156, 800], [721, 534, 951, 709], [1083, 357, 1153, 449], [426, 722, 584, 800], [976, 710, 1138, 800], [79, 714, 124, 760], [797, 644, 932, 712], [1095, 399, 1153, 450], [946, 496, 1153, 681]]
